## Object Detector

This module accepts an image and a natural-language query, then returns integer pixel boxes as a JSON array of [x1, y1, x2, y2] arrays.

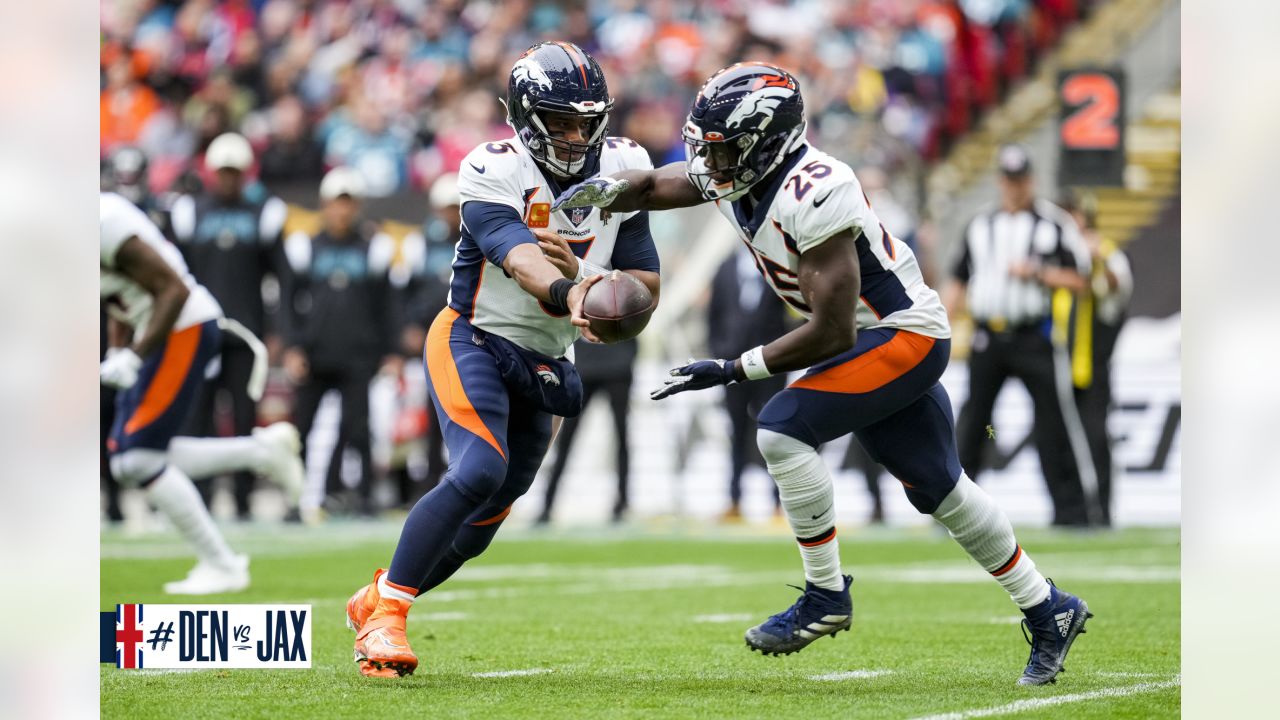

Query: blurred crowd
[[102, 0, 1099, 206]]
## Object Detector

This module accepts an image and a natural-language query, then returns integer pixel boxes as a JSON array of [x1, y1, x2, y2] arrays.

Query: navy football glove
[[551, 176, 631, 211], [650, 359, 738, 400]]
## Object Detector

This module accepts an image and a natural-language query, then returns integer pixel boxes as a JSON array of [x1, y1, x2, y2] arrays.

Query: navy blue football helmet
[[506, 42, 613, 178], [683, 63, 807, 201]]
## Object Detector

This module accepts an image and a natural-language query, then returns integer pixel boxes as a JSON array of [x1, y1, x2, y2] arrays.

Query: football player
[[551, 63, 1091, 686], [101, 192, 304, 594], [344, 41, 661, 678]]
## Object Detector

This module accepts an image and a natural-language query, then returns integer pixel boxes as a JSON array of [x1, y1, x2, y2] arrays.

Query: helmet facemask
[[522, 104, 610, 178], [683, 118, 807, 202]]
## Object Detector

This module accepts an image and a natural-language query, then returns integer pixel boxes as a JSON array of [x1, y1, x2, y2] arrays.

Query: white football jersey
[[100, 192, 221, 334], [452, 135, 655, 357], [712, 145, 950, 339]]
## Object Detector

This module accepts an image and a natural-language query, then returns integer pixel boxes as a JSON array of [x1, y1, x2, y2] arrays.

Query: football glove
[[551, 176, 631, 211], [100, 347, 142, 390], [650, 358, 737, 400]]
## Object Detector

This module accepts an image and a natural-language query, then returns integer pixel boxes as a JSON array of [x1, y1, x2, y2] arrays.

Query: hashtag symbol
[[147, 622, 175, 651]]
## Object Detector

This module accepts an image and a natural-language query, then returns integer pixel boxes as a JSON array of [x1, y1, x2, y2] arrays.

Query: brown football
[[582, 272, 655, 343]]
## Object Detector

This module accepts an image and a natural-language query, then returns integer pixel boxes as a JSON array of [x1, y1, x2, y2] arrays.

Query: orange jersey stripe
[[425, 308, 506, 460], [123, 324, 202, 435], [789, 331, 935, 395], [470, 504, 513, 527]]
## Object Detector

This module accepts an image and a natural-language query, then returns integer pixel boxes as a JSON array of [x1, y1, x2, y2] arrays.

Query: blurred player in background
[[101, 193, 303, 594], [169, 132, 292, 520], [553, 63, 1091, 685], [344, 42, 661, 678]]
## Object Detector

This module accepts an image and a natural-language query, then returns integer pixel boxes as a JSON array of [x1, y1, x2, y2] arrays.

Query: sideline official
[[943, 145, 1099, 526]]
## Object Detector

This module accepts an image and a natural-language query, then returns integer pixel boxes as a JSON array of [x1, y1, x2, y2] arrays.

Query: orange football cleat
[[354, 597, 417, 678], [345, 568, 386, 634]]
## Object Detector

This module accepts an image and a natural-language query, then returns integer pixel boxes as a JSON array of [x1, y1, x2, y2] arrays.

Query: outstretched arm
[[553, 162, 704, 213]]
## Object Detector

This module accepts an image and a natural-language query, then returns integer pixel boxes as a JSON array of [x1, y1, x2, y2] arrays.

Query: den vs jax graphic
[[101, 604, 312, 669]]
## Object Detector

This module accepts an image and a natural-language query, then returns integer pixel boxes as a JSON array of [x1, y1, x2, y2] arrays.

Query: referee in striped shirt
[[943, 145, 1100, 527]]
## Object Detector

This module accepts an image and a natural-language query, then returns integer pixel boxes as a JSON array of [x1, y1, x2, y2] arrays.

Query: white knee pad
[[757, 429, 833, 536], [109, 449, 168, 487]]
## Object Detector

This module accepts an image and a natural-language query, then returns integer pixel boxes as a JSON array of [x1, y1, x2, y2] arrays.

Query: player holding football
[[101, 192, 304, 594], [552, 63, 1091, 686], [345, 41, 661, 678]]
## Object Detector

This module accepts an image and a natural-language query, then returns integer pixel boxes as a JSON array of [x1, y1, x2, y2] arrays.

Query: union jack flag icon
[[116, 604, 145, 669]]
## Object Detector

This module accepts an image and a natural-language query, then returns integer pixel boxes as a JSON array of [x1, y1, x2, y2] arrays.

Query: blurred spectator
[[708, 246, 790, 522], [324, 102, 413, 197], [170, 132, 291, 519], [1062, 189, 1134, 526], [101, 52, 162, 150], [257, 94, 325, 184], [282, 168, 401, 516], [537, 338, 639, 525]]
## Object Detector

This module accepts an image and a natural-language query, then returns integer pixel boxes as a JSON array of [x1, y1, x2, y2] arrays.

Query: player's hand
[[650, 358, 737, 400], [532, 228, 578, 280], [100, 347, 142, 390], [551, 176, 631, 211], [283, 347, 310, 384], [567, 273, 606, 343]]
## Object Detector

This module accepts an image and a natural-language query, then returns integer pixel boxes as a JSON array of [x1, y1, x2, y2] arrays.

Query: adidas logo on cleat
[[1054, 609, 1075, 637]]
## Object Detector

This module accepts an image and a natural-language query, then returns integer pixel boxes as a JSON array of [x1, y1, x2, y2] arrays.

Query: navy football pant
[[387, 309, 553, 592], [757, 328, 962, 514]]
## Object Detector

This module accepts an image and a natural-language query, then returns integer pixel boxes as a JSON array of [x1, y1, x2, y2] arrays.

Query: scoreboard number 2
[[1061, 72, 1121, 149]]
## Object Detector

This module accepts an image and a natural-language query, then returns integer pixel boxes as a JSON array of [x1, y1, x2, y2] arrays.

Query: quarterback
[[553, 63, 1091, 685], [344, 41, 661, 678]]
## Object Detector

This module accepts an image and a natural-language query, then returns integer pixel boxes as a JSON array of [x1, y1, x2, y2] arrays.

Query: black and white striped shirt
[[952, 199, 1090, 325]]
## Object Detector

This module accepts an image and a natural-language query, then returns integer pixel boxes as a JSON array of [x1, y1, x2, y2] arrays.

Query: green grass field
[[101, 522, 1180, 719]]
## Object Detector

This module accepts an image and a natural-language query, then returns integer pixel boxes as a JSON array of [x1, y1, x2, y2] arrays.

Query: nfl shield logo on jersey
[[567, 206, 591, 227]]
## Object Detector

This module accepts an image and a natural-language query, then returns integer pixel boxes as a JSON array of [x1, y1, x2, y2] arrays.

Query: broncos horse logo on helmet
[[506, 41, 614, 178], [683, 63, 807, 202]]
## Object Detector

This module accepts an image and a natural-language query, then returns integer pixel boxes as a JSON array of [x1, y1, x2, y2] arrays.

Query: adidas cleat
[[1018, 580, 1093, 686], [745, 575, 852, 656]]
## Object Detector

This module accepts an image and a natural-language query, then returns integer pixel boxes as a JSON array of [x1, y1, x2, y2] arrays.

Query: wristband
[[739, 345, 773, 381], [548, 278, 577, 314]]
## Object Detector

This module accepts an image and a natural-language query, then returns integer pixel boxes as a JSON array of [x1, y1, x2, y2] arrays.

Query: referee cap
[[997, 144, 1032, 177]]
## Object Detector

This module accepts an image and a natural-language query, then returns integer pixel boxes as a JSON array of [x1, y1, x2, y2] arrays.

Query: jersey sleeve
[[610, 211, 660, 273], [601, 138, 654, 222], [460, 201, 537, 267], [788, 180, 870, 254], [100, 193, 150, 268], [456, 142, 525, 215]]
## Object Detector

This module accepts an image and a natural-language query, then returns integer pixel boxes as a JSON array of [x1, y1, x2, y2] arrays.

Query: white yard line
[[472, 668, 553, 678], [907, 678, 1181, 720], [810, 670, 893, 681]]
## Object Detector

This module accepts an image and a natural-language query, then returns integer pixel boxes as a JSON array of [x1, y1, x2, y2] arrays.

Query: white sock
[[932, 475, 1050, 609], [378, 573, 417, 604], [167, 435, 268, 479], [146, 465, 238, 566], [758, 430, 844, 591]]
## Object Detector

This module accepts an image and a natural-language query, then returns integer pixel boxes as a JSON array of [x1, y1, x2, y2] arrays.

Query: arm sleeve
[[460, 201, 537, 267], [609, 211, 660, 273]]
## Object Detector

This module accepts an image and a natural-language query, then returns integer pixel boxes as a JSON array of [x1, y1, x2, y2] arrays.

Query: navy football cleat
[[1018, 580, 1093, 686], [745, 575, 852, 656]]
